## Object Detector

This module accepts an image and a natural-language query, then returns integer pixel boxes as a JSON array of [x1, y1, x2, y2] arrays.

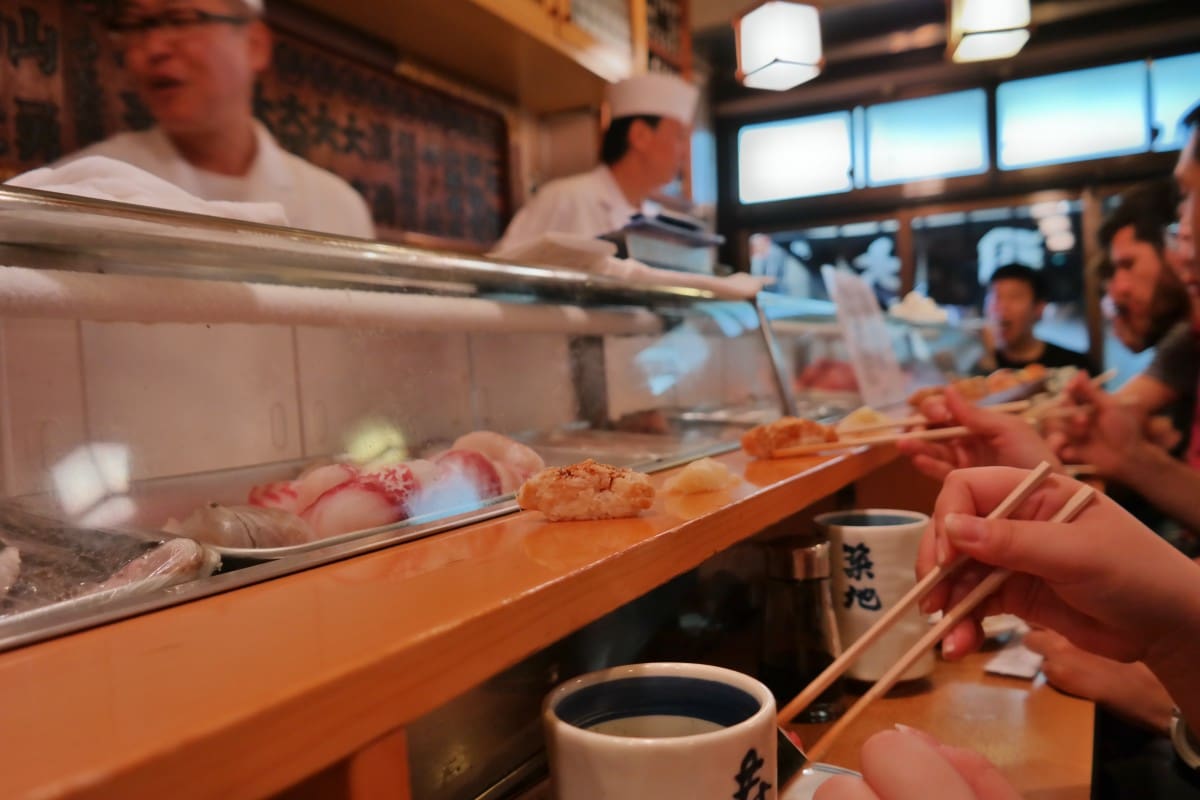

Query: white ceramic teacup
[[543, 662, 778, 800], [816, 509, 935, 683]]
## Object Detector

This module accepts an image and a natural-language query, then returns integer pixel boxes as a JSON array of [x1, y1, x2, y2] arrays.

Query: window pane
[[1151, 52, 1200, 152], [738, 113, 853, 203], [866, 90, 988, 186], [997, 62, 1149, 169]]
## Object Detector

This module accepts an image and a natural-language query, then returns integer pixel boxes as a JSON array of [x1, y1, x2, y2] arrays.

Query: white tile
[[294, 328, 473, 455], [468, 333, 576, 434], [80, 322, 301, 480], [0, 319, 88, 495]]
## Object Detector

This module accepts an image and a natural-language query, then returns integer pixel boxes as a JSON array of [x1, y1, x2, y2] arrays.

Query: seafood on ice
[[166, 430, 546, 547], [518, 459, 655, 521]]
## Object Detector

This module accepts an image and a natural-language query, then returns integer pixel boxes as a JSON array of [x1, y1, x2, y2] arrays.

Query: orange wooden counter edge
[[0, 446, 898, 800]]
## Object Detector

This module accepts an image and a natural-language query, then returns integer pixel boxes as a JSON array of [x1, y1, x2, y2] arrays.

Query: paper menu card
[[821, 266, 908, 409]]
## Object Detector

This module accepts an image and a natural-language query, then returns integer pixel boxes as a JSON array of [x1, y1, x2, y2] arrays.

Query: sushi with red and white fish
[[169, 430, 545, 546]]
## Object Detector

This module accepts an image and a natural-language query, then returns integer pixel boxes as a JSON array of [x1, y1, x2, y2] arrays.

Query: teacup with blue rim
[[544, 662, 778, 800]]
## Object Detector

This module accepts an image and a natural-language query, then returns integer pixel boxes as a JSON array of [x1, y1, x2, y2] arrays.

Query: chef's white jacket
[[495, 165, 635, 252], [64, 122, 375, 239]]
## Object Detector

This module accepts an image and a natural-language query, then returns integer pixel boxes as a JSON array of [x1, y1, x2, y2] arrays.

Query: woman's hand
[[916, 467, 1200, 665], [896, 388, 1061, 482], [1024, 629, 1175, 734]]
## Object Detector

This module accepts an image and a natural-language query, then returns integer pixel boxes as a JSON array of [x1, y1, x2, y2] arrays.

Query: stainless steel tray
[[0, 186, 716, 306]]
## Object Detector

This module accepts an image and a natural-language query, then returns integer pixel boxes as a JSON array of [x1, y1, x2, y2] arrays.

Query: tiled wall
[[0, 318, 580, 497]]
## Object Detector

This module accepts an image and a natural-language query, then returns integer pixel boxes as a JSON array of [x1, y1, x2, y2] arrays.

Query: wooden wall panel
[[0, 0, 511, 247]]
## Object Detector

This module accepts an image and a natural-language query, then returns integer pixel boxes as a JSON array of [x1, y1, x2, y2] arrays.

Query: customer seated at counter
[[55, 0, 374, 239], [495, 72, 699, 252], [976, 264, 1095, 375]]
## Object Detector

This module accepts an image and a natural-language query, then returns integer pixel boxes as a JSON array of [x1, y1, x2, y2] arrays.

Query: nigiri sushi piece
[[301, 463, 420, 538]]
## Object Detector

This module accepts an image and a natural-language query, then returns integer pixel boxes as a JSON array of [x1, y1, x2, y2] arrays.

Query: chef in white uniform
[[495, 72, 699, 252], [61, 0, 374, 239]]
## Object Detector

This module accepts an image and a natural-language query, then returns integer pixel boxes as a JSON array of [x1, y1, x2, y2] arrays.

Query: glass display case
[[0, 186, 792, 651], [759, 291, 987, 416]]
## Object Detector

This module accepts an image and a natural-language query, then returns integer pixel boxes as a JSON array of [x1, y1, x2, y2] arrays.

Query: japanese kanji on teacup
[[816, 510, 936, 683], [543, 662, 779, 800]]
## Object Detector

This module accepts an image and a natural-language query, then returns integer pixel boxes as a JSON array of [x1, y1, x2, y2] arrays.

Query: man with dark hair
[[979, 263, 1094, 372], [55, 0, 373, 238], [495, 73, 698, 252], [1098, 181, 1197, 416]]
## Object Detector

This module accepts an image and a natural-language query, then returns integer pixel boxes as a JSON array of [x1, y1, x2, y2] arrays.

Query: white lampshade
[[735, 1, 823, 92], [949, 0, 1031, 63]]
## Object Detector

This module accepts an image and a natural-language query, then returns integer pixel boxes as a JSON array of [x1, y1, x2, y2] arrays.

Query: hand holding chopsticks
[[797, 464, 1096, 762], [775, 462, 1055, 726]]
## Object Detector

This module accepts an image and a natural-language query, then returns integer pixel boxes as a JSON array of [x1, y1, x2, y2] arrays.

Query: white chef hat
[[606, 73, 699, 126]]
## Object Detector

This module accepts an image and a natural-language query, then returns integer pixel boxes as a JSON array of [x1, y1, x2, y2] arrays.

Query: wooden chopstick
[[803, 480, 1096, 763], [839, 400, 1034, 437], [775, 461, 1055, 724], [771, 426, 971, 458]]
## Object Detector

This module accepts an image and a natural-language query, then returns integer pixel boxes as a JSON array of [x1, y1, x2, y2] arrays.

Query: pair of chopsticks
[[772, 426, 973, 458], [839, 399, 1034, 438], [771, 369, 1119, 459], [775, 462, 1096, 763]]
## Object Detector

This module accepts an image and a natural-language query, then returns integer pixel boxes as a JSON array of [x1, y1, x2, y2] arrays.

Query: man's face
[[117, 0, 269, 136], [1106, 225, 1167, 351], [1170, 128, 1200, 293], [632, 116, 690, 188], [985, 278, 1041, 349]]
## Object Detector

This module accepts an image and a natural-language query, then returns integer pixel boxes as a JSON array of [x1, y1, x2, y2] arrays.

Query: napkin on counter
[[984, 642, 1044, 680], [6, 156, 289, 227]]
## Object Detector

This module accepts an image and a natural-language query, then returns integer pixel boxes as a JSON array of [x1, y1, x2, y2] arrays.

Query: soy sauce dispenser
[[760, 534, 844, 723]]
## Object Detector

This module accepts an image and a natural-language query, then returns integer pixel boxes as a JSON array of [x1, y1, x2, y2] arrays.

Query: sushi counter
[[0, 447, 1092, 800], [0, 190, 1092, 799]]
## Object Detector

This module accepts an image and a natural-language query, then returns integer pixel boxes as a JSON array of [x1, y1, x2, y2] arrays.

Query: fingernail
[[945, 513, 986, 545], [894, 724, 939, 746], [935, 535, 949, 565]]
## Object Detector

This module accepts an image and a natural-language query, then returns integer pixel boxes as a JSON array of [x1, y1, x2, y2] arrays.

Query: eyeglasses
[[107, 8, 254, 45]]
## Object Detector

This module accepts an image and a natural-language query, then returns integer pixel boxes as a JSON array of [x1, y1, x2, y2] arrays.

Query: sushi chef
[[495, 72, 699, 252], [57, 0, 374, 238]]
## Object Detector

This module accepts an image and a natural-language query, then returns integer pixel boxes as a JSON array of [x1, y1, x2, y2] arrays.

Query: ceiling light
[[735, 2, 823, 91], [948, 0, 1031, 63]]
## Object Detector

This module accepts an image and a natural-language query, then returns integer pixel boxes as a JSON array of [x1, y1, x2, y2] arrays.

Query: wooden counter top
[[0, 446, 898, 800], [793, 647, 1094, 799]]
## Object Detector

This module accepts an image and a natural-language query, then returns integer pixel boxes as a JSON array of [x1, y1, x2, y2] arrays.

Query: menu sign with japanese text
[[821, 266, 907, 409]]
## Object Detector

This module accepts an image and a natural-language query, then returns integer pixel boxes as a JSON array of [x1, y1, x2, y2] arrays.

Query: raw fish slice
[[292, 463, 358, 512], [247, 480, 302, 514], [492, 461, 524, 494], [301, 464, 419, 538], [97, 538, 218, 592], [165, 504, 317, 549], [433, 450, 503, 498], [451, 431, 545, 480]]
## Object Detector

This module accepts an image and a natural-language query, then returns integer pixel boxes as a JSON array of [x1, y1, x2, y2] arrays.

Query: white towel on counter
[[6, 156, 290, 227], [489, 232, 775, 300]]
